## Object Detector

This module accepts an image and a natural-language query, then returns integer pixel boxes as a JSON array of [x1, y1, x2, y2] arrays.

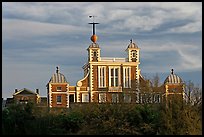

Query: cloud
[[2, 18, 89, 41], [2, 2, 202, 98], [167, 21, 202, 33], [3, 2, 201, 34]]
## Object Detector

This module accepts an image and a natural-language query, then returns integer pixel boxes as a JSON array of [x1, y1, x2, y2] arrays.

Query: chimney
[[15, 89, 18, 93], [36, 89, 39, 94]]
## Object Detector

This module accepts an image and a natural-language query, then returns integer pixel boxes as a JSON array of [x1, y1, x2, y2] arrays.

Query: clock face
[[131, 50, 137, 62], [131, 50, 137, 58]]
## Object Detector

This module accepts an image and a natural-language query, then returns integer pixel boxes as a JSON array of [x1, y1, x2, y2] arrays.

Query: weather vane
[[89, 15, 99, 35]]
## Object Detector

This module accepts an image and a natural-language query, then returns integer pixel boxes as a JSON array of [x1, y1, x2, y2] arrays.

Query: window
[[123, 67, 131, 88], [98, 66, 106, 87], [109, 67, 120, 87], [93, 51, 97, 57], [124, 94, 131, 103], [133, 52, 136, 58], [132, 51, 137, 62], [57, 95, 62, 104], [56, 87, 62, 91], [132, 51, 137, 58], [99, 93, 106, 103], [112, 94, 119, 103], [82, 94, 89, 102], [154, 94, 160, 103], [69, 94, 74, 102]]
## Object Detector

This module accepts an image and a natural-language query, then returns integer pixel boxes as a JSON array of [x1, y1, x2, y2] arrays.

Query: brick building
[[47, 20, 185, 108]]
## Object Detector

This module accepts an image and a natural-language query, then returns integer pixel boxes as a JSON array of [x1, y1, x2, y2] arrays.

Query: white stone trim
[[66, 84, 69, 108], [76, 69, 90, 87], [49, 84, 52, 108], [90, 61, 140, 66]]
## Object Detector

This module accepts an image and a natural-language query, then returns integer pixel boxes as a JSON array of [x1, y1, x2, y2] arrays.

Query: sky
[[2, 2, 202, 98]]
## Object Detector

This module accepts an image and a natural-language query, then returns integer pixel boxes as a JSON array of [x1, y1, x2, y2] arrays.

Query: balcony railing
[[108, 86, 122, 92], [100, 57, 127, 62]]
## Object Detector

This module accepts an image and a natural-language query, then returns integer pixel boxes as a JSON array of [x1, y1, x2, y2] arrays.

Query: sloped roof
[[13, 88, 37, 96]]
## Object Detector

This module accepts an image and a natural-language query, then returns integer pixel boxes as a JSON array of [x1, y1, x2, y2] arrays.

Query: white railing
[[108, 86, 122, 92], [100, 57, 127, 62]]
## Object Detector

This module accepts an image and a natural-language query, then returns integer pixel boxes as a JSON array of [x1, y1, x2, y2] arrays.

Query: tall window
[[98, 66, 106, 87], [82, 94, 89, 102], [154, 94, 160, 103], [123, 67, 131, 88], [124, 94, 131, 103], [69, 94, 74, 102], [109, 67, 120, 87], [112, 94, 119, 103], [99, 93, 106, 103], [57, 95, 62, 104]]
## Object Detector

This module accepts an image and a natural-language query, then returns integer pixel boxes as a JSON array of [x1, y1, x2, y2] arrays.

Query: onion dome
[[49, 66, 67, 83], [164, 69, 183, 84], [127, 39, 138, 49]]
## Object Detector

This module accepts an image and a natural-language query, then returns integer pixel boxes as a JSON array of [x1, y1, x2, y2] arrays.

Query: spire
[[89, 15, 99, 43], [56, 66, 59, 73]]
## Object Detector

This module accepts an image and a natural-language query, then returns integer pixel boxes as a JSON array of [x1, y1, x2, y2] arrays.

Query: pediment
[[14, 88, 36, 96]]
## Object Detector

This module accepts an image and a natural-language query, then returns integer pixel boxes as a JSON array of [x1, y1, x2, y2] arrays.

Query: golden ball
[[91, 35, 98, 43]]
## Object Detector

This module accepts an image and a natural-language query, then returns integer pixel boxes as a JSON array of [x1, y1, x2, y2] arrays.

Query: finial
[[89, 15, 99, 43], [171, 68, 174, 74], [56, 66, 59, 73], [130, 39, 133, 43]]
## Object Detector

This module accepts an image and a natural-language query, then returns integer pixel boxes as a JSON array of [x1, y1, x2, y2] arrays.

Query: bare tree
[[184, 80, 202, 106]]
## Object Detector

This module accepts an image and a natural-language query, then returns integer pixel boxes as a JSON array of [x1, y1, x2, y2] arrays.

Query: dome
[[127, 39, 138, 49], [49, 67, 67, 83], [128, 42, 138, 48], [164, 69, 183, 84]]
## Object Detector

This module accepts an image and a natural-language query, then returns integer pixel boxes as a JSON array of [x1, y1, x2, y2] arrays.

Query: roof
[[88, 43, 99, 48], [127, 39, 138, 49], [13, 88, 38, 96], [164, 69, 183, 84], [49, 66, 67, 83]]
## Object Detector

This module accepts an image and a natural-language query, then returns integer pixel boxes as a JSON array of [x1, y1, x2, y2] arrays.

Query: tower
[[125, 39, 141, 91], [126, 39, 140, 63], [47, 66, 69, 108], [164, 69, 185, 103]]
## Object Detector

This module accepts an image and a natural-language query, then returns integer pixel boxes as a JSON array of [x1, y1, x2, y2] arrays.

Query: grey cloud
[[2, 2, 202, 98]]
